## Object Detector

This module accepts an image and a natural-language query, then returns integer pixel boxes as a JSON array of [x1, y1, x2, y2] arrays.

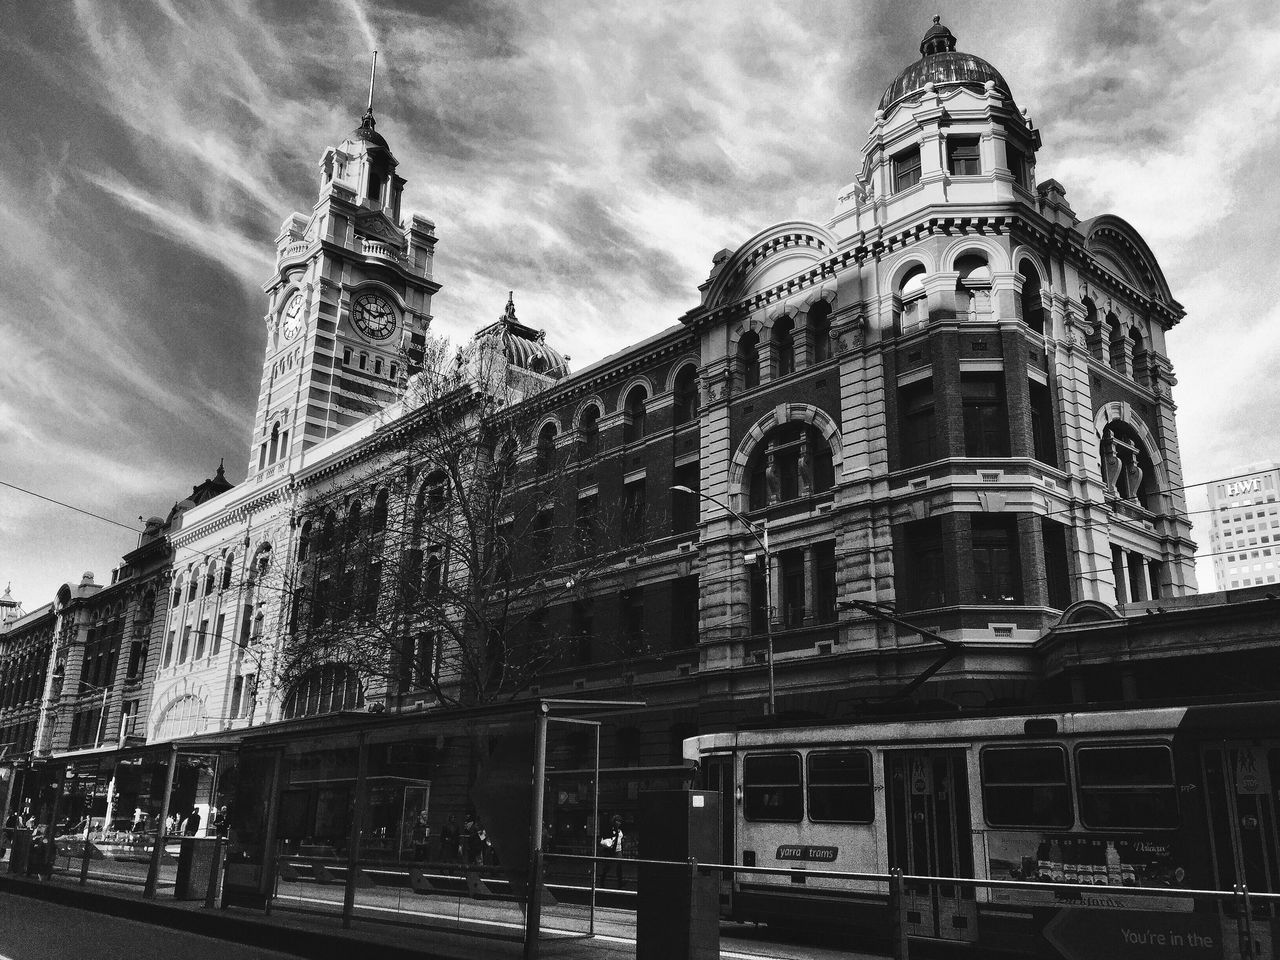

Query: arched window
[[738, 332, 761, 389], [672, 366, 698, 426], [203, 565, 217, 596], [1100, 421, 1158, 512], [536, 422, 557, 475], [578, 404, 601, 456], [896, 266, 927, 332], [155, 695, 206, 741], [281, 664, 364, 720], [371, 488, 389, 534], [421, 469, 448, 516], [1019, 261, 1045, 334], [298, 521, 312, 564], [955, 254, 992, 321], [748, 422, 836, 510], [808, 301, 832, 363], [623, 386, 648, 444], [1084, 299, 1104, 361], [221, 553, 235, 590], [1128, 328, 1150, 387], [1107, 314, 1126, 373], [268, 423, 281, 466], [773, 318, 795, 377], [171, 575, 183, 609]]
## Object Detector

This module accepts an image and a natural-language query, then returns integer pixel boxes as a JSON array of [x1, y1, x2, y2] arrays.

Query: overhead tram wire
[[0, 478, 140, 533]]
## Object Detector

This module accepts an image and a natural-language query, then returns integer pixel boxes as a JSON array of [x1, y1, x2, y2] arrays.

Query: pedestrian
[[597, 815, 624, 886], [27, 825, 56, 881], [439, 814, 459, 862], [184, 807, 201, 836], [212, 806, 229, 840], [410, 810, 431, 862]]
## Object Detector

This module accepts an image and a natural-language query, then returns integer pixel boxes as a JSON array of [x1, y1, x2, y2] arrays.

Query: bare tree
[[247, 332, 630, 714]]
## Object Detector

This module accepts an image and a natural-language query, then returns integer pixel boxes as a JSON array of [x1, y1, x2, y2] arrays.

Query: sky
[[2, 0, 1279, 607]]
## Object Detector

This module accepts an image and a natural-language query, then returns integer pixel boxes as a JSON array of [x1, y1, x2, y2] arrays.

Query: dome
[[879, 18, 1014, 113], [343, 107, 390, 153], [465, 293, 570, 380]]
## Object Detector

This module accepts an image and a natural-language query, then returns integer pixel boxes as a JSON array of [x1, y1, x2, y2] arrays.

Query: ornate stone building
[[152, 19, 1200, 757]]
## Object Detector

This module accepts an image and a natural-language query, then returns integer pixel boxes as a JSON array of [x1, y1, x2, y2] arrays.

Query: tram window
[[743, 753, 803, 822], [1076, 744, 1178, 829], [981, 746, 1072, 828], [807, 750, 874, 823]]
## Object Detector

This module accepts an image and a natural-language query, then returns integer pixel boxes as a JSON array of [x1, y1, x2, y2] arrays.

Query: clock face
[[281, 293, 304, 341], [351, 292, 396, 340]]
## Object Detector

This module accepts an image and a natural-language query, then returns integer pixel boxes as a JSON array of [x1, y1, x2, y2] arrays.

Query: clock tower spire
[[248, 82, 439, 482]]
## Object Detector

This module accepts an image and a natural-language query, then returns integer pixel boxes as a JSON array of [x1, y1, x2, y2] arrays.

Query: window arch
[[421, 469, 449, 518], [623, 385, 648, 444], [1106, 313, 1126, 373], [672, 366, 698, 426], [536, 422, 557, 475], [297, 522, 312, 564], [1128, 327, 1151, 387], [772, 317, 795, 377], [154, 694, 206, 741], [578, 403, 601, 455], [955, 254, 992, 321], [896, 266, 927, 332], [281, 664, 364, 719], [221, 553, 236, 590], [808, 301, 832, 363], [1018, 260, 1045, 334], [371, 488, 389, 534], [738, 332, 761, 389], [1100, 420, 1158, 511], [748, 422, 836, 510]]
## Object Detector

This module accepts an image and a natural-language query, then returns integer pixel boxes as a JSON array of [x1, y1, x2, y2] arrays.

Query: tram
[[685, 699, 1279, 954]]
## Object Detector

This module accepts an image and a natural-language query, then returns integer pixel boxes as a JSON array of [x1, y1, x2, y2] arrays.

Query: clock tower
[[249, 102, 440, 480]]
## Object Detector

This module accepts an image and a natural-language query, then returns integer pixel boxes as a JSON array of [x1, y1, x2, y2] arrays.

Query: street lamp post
[[671, 484, 775, 716]]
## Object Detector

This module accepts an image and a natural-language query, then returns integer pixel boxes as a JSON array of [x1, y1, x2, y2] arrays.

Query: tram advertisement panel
[[986, 831, 1190, 910]]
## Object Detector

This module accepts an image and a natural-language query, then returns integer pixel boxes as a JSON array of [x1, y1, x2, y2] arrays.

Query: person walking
[[439, 814, 459, 863], [597, 815, 624, 886], [27, 825, 56, 881], [410, 810, 431, 862], [184, 807, 201, 836], [212, 806, 229, 840]]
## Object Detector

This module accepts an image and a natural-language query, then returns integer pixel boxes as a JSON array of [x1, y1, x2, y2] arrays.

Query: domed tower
[[248, 77, 441, 481], [833, 17, 1042, 234], [458, 292, 570, 402]]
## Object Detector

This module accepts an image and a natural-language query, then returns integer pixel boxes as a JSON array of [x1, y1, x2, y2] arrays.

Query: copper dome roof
[[879, 18, 1014, 113], [466, 293, 570, 381]]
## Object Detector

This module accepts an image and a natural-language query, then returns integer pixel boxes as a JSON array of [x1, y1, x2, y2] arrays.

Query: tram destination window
[[1076, 743, 1178, 829], [981, 745, 1072, 828], [743, 753, 803, 822], [807, 750, 874, 823]]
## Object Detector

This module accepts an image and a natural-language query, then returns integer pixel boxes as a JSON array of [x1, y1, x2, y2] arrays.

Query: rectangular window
[[195, 619, 209, 660], [899, 379, 938, 467], [620, 587, 645, 653], [178, 624, 192, 663], [749, 561, 767, 635], [575, 494, 597, 557], [779, 548, 805, 627], [163, 629, 176, 668], [672, 462, 700, 535], [570, 599, 593, 665], [947, 137, 981, 176], [807, 750, 874, 823], [1007, 146, 1027, 187], [962, 374, 1010, 458], [1041, 518, 1072, 610], [623, 479, 646, 545], [1076, 744, 1178, 829], [212, 613, 225, 656], [814, 540, 837, 622], [671, 574, 699, 648], [743, 753, 803, 822], [981, 746, 1072, 828], [374, 357, 383, 375], [1029, 379, 1058, 467], [903, 518, 945, 609], [972, 515, 1021, 603], [892, 145, 922, 192], [342, 347, 351, 366]]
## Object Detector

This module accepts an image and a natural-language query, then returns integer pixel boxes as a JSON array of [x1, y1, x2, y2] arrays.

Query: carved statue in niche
[[765, 451, 781, 504], [798, 439, 814, 496], [1123, 452, 1144, 504], [1102, 438, 1123, 497]]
